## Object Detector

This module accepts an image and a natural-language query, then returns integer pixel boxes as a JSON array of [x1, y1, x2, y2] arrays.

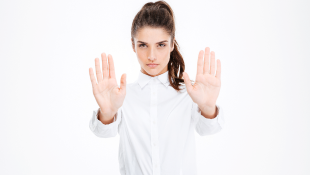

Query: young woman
[[88, 1, 224, 175]]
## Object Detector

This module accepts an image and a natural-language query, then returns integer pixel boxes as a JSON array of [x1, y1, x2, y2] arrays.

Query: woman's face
[[132, 27, 174, 77]]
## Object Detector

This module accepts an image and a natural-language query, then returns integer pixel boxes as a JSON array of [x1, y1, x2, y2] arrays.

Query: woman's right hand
[[89, 53, 126, 120]]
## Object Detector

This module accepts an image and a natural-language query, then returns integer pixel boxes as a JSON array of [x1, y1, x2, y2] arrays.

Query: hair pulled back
[[131, 0, 194, 92]]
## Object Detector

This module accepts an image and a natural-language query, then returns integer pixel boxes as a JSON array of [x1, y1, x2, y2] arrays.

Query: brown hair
[[131, 0, 194, 92]]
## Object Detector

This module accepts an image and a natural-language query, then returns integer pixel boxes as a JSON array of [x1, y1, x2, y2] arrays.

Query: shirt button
[[153, 142, 156, 146], [153, 121, 156, 124]]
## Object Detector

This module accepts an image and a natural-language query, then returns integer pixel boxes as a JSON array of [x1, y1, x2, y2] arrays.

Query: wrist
[[198, 104, 217, 119], [98, 108, 117, 123]]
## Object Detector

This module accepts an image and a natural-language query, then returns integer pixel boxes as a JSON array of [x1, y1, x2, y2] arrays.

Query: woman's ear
[[131, 38, 136, 53], [171, 39, 175, 52]]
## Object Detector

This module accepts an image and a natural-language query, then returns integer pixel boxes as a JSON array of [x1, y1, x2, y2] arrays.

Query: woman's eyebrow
[[137, 40, 168, 44]]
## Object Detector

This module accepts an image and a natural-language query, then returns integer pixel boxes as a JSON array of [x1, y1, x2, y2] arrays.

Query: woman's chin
[[143, 67, 161, 77]]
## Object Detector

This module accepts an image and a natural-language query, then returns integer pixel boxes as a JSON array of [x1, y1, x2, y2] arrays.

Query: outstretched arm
[[183, 47, 221, 116], [184, 47, 224, 136]]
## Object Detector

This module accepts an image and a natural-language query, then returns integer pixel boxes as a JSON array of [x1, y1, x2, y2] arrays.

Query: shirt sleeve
[[89, 107, 122, 138], [191, 102, 225, 136]]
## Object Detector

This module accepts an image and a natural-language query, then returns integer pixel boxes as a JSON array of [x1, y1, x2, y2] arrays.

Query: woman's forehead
[[134, 27, 171, 43]]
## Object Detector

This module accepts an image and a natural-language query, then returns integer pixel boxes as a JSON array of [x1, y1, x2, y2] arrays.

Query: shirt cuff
[[89, 107, 122, 132], [192, 102, 225, 128]]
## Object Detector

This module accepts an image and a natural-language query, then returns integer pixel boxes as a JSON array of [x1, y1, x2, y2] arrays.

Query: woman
[[88, 1, 224, 174]]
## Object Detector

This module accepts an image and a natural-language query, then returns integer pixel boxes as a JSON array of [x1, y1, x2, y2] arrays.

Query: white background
[[1, 0, 309, 174]]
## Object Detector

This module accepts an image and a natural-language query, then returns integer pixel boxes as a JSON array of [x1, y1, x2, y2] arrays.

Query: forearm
[[89, 108, 120, 138], [194, 104, 223, 136]]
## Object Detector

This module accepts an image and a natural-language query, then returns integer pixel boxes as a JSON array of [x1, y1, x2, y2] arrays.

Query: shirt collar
[[137, 70, 170, 89]]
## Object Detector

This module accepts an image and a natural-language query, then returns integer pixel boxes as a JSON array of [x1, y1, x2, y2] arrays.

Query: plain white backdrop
[[1, 0, 309, 174]]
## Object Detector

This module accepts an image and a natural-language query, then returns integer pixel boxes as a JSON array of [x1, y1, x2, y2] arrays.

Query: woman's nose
[[148, 47, 156, 60]]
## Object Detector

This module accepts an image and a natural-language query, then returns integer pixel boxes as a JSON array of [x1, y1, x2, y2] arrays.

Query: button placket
[[150, 78, 160, 174]]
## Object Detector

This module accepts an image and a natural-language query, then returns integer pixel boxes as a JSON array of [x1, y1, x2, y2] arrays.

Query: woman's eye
[[139, 44, 146, 48], [139, 44, 165, 48]]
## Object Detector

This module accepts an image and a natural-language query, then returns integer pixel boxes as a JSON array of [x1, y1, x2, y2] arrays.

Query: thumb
[[120, 73, 126, 94], [183, 72, 193, 93]]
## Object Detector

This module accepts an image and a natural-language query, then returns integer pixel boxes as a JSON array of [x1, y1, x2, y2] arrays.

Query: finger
[[95, 57, 103, 83], [120, 73, 127, 93], [196, 50, 204, 76], [210, 51, 215, 76], [203, 47, 210, 74], [101, 53, 109, 79], [108, 54, 116, 79], [89, 67, 99, 94], [215, 59, 221, 80], [183, 72, 193, 93]]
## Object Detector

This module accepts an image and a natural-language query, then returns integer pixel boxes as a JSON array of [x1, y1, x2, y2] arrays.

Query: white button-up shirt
[[89, 70, 225, 175]]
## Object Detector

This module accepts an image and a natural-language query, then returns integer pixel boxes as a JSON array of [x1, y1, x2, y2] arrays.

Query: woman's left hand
[[183, 47, 221, 109]]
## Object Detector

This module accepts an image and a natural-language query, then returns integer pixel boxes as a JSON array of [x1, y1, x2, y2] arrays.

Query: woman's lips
[[147, 64, 158, 68]]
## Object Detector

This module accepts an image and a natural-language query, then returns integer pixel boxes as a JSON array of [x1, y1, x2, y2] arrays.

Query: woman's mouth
[[147, 64, 158, 68]]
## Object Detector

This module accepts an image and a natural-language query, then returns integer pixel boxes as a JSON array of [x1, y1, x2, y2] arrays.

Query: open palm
[[183, 47, 221, 108], [89, 53, 127, 117]]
